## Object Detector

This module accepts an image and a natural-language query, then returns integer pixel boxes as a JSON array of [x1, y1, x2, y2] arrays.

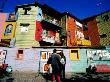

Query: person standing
[[47, 49, 62, 82], [59, 51, 66, 80]]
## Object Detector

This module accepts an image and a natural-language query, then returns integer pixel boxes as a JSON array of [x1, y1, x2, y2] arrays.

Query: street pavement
[[0, 72, 110, 82]]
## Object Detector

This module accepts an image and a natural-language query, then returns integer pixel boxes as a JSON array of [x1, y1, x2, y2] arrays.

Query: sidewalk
[[1, 72, 110, 82]]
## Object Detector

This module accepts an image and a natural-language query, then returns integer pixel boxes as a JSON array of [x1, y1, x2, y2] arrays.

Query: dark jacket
[[47, 53, 62, 73]]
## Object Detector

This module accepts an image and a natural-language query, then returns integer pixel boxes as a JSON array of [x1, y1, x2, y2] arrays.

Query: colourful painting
[[2, 22, 16, 39], [41, 51, 47, 61]]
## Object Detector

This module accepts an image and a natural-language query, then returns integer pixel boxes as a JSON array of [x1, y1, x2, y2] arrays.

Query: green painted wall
[[15, 6, 40, 48], [96, 11, 110, 46]]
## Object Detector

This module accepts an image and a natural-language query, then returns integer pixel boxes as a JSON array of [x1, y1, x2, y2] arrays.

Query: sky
[[0, 0, 110, 19]]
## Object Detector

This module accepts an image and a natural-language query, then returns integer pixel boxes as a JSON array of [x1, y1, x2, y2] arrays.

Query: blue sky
[[0, 0, 110, 19]]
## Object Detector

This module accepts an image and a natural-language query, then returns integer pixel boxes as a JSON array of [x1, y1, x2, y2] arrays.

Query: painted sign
[[87, 50, 110, 60]]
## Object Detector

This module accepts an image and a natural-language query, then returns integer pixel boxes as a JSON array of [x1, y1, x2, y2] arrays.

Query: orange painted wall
[[67, 16, 76, 47], [0, 13, 7, 41]]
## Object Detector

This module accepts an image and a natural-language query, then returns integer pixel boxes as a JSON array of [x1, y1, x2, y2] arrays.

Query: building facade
[[62, 12, 91, 47], [83, 11, 110, 47]]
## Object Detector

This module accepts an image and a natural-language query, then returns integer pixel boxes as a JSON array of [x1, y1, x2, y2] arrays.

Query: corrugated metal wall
[[87, 17, 100, 46], [15, 6, 39, 48], [96, 11, 110, 46]]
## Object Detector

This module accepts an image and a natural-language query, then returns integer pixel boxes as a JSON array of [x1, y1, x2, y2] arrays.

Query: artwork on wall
[[41, 51, 47, 61], [2, 22, 16, 39], [4, 24, 13, 36], [87, 50, 110, 61], [43, 63, 49, 73], [41, 30, 55, 43], [0, 50, 7, 66]]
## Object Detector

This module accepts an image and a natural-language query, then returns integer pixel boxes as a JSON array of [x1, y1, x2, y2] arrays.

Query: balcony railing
[[42, 14, 61, 27]]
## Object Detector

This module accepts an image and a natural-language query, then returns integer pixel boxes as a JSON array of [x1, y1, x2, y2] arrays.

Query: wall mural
[[87, 50, 110, 61], [4, 24, 13, 36], [2, 22, 16, 40], [41, 30, 55, 43], [87, 49, 110, 72], [40, 51, 53, 73]]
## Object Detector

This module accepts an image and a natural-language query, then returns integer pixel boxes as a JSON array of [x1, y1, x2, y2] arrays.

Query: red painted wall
[[84, 17, 100, 46], [35, 21, 43, 41]]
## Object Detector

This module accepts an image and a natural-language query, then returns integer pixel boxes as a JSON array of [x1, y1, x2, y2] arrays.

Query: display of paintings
[[0, 50, 7, 65], [41, 51, 47, 61]]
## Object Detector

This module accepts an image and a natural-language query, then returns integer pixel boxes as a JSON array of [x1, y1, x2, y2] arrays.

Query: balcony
[[41, 19, 62, 31]]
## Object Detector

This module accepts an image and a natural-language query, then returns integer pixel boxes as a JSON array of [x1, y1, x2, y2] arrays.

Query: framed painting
[[40, 51, 47, 61]]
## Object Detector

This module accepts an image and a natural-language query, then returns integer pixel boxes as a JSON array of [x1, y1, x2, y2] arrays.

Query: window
[[83, 25, 88, 31], [99, 34, 107, 38], [8, 14, 15, 21], [20, 23, 30, 33], [70, 49, 80, 61], [16, 49, 24, 60], [102, 15, 109, 22]]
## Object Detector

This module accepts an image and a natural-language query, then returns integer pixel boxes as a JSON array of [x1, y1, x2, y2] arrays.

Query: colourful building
[[61, 12, 91, 47], [15, 3, 62, 48], [82, 10, 110, 47]]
